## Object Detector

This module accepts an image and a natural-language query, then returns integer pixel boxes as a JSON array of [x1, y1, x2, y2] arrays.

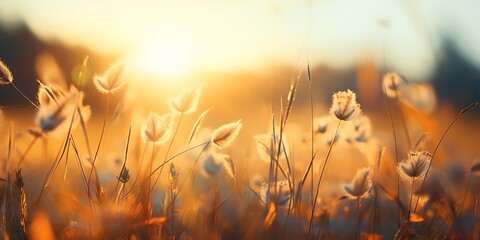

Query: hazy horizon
[[2, 0, 479, 82]]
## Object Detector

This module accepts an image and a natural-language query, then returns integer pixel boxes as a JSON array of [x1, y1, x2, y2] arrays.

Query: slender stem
[[147, 143, 156, 205], [114, 126, 132, 197], [18, 136, 38, 167], [175, 143, 210, 197], [460, 172, 472, 215], [372, 182, 378, 240], [34, 105, 78, 212], [413, 102, 479, 214], [87, 94, 110, 197], [266, 114, 275, 209], [114, 183, 124, 206], [151, 113, 184, 191], [11, 83, 38, 109], [474, 196, 478, 219], [131, 144, 148, 190], [34, 133, 70, 212], [308, 121, 341, 237], [356, 197, 361, 240], [407, 177, 416, 221], [70, 137, 94, 209], [384, 88, 401, 227], [309, 81, 315, 209], [170, 171, 175, 240], [76, 105, 102, 193], [394, 97, 412, 148], [150, 141, 209, 178], [372, 146, 383, 240]]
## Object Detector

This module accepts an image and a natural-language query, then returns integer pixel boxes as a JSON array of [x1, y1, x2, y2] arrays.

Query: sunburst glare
[[133, 38, 194, 78]]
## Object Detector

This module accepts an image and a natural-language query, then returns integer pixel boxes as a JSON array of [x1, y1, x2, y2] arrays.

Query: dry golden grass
[[0, 57, 479, 240]]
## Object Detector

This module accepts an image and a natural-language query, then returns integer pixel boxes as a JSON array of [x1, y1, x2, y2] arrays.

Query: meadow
[[0, 56, 479, 240]]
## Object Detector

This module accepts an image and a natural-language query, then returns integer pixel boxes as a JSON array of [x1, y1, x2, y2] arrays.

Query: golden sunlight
[[133, 38, 194, 78]]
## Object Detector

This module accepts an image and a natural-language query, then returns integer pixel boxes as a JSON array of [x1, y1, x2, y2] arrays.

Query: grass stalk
[[307, 121, 341, 237], [11, 82, 38, 110], [152, 113, 184, 191], [413, 102, 479, 214], [87, 93, 111, 197], [356, 197, 361, 240], [407, 177, 415, 221], [383, 84, 402, 227]]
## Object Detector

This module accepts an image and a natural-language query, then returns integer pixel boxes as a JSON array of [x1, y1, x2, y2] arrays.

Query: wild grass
[[0, 57, 479, 240]]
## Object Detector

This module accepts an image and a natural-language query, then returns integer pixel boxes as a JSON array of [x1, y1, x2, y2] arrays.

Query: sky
[[0, 0, 479, 81]]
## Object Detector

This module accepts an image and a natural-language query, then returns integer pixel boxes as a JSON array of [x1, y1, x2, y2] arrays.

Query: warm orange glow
[[133, 38, 193, 78]]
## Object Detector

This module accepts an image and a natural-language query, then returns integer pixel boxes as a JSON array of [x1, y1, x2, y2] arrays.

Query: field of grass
[[0, 57, 479, 239]]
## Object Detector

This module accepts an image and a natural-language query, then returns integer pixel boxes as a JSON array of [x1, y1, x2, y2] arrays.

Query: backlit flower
[[211, 120, 242, 148], [382, 72, 406, 98], [398, 151, 432, 180], [93, 61, 127, 94], [168, 85, 202, 114], [141, 112, 173, 144], [260, 180, 290, 206], [400, 84, 437, 114], [343, 167, 373, 199], [254, 131, 288, 162], [35, 85, 90, 136], [329, 89, 362, 121]]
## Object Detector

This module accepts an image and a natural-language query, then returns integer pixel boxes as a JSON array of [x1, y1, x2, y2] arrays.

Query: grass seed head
[[201, 151, 229, 177], [168, 85, 202, 114], [347, 115, 372, 142], [0, 58, 13, 84], [211, 119, 242, 148], [314, 115, 334, 134], [35, 86, 91, 136], [93, 61, 127, 94], [260, 180, 290, 206], [117, 167, 131, 184], [382, 72, 406, 98], [398, 151, 432, 180], [254, 131, 288, 162], [141, 112, 174, 144], [343, 167, 373, 199], [400, 83, 437, 114]]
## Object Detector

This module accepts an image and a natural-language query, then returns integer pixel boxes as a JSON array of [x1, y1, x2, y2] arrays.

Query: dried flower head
[[314, 115, 334, 134], [93, 61, 127, 94], [400, 83, 437, 114], [347, 115, 372, 142], [254, 131, 288, 162], [0, 58, 13, 84], [141, 112, 173, 144], [260, 180, 291, 206], [343, 167, 373, 199], [211, 119, 242, 148], [168, 85, 202, 114], [35, 86, 90, 136], [117, 167, 130, 184], [398, 151, 432, 180], [201, 151, 229, 177], [330, 89, 362, 121], [250, 174, 263, 189], [382, 72, 406, 98], [169, 162, 178, 182], [37, 82, 67, 107]]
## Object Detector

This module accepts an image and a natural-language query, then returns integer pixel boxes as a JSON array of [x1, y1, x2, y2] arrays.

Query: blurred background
[[0, 0, 479, 121], [0, 3, 480, 237]]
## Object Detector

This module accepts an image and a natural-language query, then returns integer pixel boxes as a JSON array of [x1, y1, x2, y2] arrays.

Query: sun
[[133, 38, 194, 78]]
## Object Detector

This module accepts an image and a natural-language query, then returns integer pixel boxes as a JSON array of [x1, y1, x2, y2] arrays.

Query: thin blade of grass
[[186, 108, 211, 148]]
